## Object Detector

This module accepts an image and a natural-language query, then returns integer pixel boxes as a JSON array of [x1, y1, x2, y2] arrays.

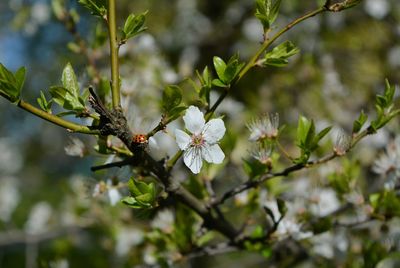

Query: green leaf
[[162, 85, 183, 113], [0, 63, 25, 102], [212, 79, 227, 88], [243, 158, 268, 178], [296, 116, 329, 163], [167, 105, 187, 122], [264, 41, 300, 67], [223, 54, 244, 84], [126, 178, 157, 207], [270, 0, 282, 25], [121, 196, 151, 209], [352, 110, 368, 133], [48, 63, 86, 112], [37, 90, 52, 113], [197, 66, 212, 104], [255, 0, 282, 31], [122, 11, 148, 41], [315, 126, 332, 143], [62, 63, 80, 98], [14, 67, 26, 93], [127, 178, 143, 196], [135, 193, 153, 204], [49, 86, 85, 111], [213, 56, 226, 81], [297, 116, 312, 147], [78, 0, 107, 18]]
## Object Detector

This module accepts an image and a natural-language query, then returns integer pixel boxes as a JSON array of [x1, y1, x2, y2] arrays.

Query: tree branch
[[107, 0, 121, 108], [16, 99, 99, 134], [88, 89, 239, 240], [214, 126, 375, 206]]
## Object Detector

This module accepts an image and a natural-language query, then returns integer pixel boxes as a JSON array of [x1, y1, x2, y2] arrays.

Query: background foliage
[[0, 0, 400, 267]]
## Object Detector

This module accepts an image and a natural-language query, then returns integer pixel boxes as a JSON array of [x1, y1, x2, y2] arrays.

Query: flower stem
[[107, 0, 121, 108]]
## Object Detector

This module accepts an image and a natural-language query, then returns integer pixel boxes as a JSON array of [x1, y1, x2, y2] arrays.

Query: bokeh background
[[0, 0, 400, 267]]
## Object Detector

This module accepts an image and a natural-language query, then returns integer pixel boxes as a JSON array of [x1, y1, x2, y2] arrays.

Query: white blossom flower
[[64, 137, 87, 157], [151, 209, 175, 233], [175, 106, 225, 174], [247, 113, 279, 141]]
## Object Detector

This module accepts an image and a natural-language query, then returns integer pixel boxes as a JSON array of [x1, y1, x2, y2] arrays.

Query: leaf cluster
[[212, 54, 244, 87], [295, 116, 331, 163], [121, 177, 157, 209], [0, 64, 26, 103], [255, 0, 282, 33]]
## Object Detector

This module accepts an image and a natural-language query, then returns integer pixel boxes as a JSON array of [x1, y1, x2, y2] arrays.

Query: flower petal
[[175, 129, 191, 150], [202, 144, 225, 164], [183, 147, 203, 174], [183, 106, 205, 135], [203, 118, 226, 143]]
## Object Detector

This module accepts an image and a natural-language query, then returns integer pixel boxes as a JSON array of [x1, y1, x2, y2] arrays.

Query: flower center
[[191, 134, 205, 147]]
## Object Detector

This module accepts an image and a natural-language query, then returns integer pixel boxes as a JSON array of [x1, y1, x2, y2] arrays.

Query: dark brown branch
[[90, 158, 133, 171]]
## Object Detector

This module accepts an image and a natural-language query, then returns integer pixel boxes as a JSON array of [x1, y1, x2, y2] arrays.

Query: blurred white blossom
[[0, 138, 23, 174], [310, 188, 340, 217], [151, 209, 175, 233], [64, 137, 87, 157], [0, 177, 20, 222], [364, 0, 389, 19], [175, 106, 225, 174], [115, 227, 144, 256], [25, 202, 52, 234], [262, 196, 312, 240], [107, 180, 121, 206]]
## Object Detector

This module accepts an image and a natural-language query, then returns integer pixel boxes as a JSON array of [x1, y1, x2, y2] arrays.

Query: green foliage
[[212, 54, 244, 87], [370, 191, 400, 217], [77, 0, 107, 18], [1, 1, 400, 267], [121, 11, 148, 42], [37, 90, 53, 113], [362, 241, 389, 268], [243, 158, 268, 178], [255, 0, 282, 32], [352, 110, 368, 133], [173, 206, 196, 252], [295, 116, 331, 163], [161, 85, 186, 122], [371, 79, 399, 131], [0, 63, 25, 103], [121, 178, 157, 209], [195, 66, 212, 105], [51, 0, 65, 21], [49, 63, 87, 113], [263, 41, 300, 67], [328, 159, 360, 196]]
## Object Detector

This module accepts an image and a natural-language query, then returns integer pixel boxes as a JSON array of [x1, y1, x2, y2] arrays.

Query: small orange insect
[[132, 134, 148, 144]]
